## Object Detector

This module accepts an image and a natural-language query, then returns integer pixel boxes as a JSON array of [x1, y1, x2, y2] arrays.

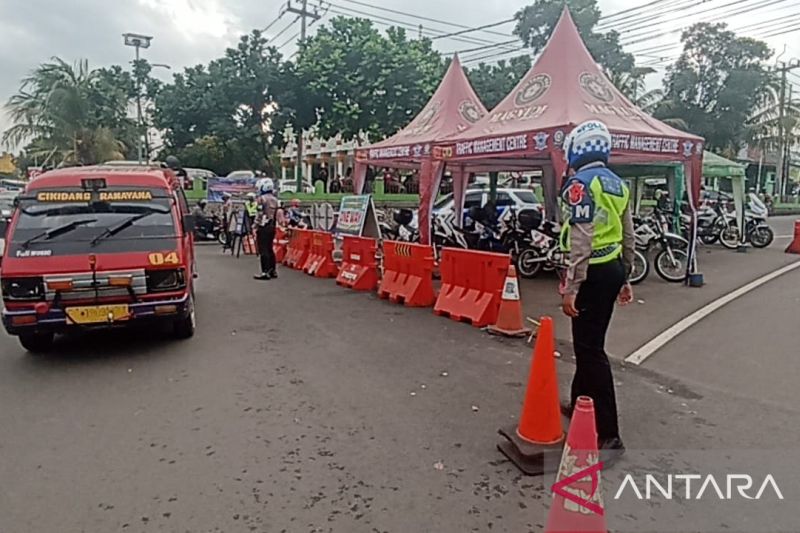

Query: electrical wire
[[261, 8, 285, 33], [276, 31, 301, 50], [268, 16, 300, 44], [431, 19, 515, 40]]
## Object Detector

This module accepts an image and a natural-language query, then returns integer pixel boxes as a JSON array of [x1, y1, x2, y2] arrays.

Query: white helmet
[[256, 178, 274, 195], [564, 120, 612, 170]]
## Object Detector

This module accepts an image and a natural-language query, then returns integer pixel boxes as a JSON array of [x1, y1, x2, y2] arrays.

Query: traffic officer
[[253, 178, 284, 280], [559, 120, 635, 456], [244, 192, 259, 228]]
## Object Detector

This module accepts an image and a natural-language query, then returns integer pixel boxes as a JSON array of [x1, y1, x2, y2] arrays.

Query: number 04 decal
[[148, 252, 180, 265]]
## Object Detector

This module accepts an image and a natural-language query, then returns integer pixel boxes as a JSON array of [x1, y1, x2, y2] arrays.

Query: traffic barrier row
[[378, 241, 436, 307], [303, 231, 338, 278], [337, 236, 379, 291], [274, 227, 289, 263], [434, 248, 510, 327], [283, 228, 311, 270]]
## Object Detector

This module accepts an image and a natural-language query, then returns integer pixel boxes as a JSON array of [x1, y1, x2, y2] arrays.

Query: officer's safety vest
[[559, 166, 630, 265], [245, 201, 258, 218]]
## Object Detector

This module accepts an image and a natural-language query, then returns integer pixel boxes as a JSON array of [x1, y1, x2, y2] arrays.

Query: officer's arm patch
[[599, 175, 624, 197], [564, 179, 594, 224]]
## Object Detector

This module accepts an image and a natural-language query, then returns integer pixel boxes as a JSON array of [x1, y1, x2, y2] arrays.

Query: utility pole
[[123, 33, 153, 164], [774, 59, 800, 198], [285, 0, 321, 191]]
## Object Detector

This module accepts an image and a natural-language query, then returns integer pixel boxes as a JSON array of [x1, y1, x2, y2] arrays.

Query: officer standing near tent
[[559, 120, 635, 457]]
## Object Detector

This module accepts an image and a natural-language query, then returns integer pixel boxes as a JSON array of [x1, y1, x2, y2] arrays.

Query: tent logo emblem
[[413, 144, 424, 157], [409, 101, 441, 134], [682, 141, 694, 157], [579, 72, 614, 103], [554, 130, 566, 146], [515, 74, 551, 106], [533, 131, 549, 150], [459, 100, 484, 123], [696, 142, 703, 155]]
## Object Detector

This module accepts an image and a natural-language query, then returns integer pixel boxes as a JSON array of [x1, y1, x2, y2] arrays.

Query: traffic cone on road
[[785, 220, 800, 254], [544, 396, 608, 533], [487, 264, 531, 338], [497, 316, 566, 475]]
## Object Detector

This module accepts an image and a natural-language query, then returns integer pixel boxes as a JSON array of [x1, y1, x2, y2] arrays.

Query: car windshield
[[433, 193, 453, 210], [513, 190, 538, 204], [9, 188, 177, 256]]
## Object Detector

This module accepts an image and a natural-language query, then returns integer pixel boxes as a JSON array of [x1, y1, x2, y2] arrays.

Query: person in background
[[253, 178, 284, 280], [220, 193, 233, 249], [192, 199, 215, 238], [655, 189, 670, 213], [329, 175, 342, 193], [559, 120, 635, 459], [244, 192, 258, 227], [286, 198, 305, 228]]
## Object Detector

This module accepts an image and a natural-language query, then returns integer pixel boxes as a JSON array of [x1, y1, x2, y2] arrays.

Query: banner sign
[[208, 177, 257, 202], [335, 195, 371, 237]]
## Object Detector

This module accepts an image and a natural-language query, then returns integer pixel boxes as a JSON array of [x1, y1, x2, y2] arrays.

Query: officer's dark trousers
[[570, 258, 626, 440], [257, 224, 276, 275]]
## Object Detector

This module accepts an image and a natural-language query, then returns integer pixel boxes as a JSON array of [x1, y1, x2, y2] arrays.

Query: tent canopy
[[702, 151, 745, 179], [435, 8, 704, 175], [356, 54, 488, 168]]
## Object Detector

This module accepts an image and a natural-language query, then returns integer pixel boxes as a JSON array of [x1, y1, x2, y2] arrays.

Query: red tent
[[353, 55, 488, 243], [430, 8, 704, 239]]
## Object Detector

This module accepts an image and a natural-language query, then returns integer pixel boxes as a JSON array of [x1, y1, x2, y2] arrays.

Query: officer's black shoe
[[560, 401, 574, 419], [253, 272, 271, 280], [268, 270, 278, 279], [598, 437, 625, 463]]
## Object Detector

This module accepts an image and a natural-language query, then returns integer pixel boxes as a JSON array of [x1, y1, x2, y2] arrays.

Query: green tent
[[702, 151, 745, 179]]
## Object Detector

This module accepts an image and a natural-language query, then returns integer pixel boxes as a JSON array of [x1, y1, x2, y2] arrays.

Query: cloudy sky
[[2, 0, 799, 145]]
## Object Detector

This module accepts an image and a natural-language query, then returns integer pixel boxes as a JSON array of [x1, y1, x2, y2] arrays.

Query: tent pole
[[489, 171, 498, 204]]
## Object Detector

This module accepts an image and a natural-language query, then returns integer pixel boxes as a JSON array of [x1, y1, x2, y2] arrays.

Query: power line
[[598, 0, 706, 32], [334, 0, 513, 38], [599, 0, 682, 23], [441, 40, 519, 56], [323, 2, 521, 51], [261, 8, 286, 33], [620, 0, 788, 45], [268, 17, 300, 44], [431, 19, 515, 40]]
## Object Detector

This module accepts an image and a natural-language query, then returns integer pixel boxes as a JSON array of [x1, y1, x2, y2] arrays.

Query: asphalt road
[[0, 217, 798, 532]]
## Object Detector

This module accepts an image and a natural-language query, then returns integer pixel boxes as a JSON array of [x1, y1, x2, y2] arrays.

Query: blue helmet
[[564, 120, 612, 170]]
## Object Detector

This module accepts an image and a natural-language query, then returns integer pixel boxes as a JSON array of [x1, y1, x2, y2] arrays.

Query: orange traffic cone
[[487, 264, 531, 337], [544, 396, 608, 533], [785, 220, 800, 254], [497, 316, 566, 475]]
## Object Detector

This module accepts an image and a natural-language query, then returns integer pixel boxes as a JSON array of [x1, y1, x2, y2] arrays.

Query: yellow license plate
[[65, 304, 130, 325]]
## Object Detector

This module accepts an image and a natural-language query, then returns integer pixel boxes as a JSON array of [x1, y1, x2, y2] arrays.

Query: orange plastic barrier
[[434, 248, 510, 327], [274, 227, 289, 263], [378, 241, 436, 307], [242, 234, 258, 255], [302, 230, 338, 278], [336, 236, 379, 291], [283, 228, 311, 270], [786, 220, 800, 254]]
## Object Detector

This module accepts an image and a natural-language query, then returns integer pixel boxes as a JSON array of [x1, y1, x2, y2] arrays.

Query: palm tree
[[3, 58, 129, 166]]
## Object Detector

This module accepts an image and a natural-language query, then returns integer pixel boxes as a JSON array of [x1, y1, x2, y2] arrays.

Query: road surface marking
[[625, 260, 800, 365], [774, 234, 794, 239]]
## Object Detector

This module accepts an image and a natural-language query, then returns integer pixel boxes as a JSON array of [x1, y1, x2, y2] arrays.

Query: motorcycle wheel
[[749, 226, 774, 248], [718, 225, 741, 250], [217, 231, 227, 245], [655, 248, 688, 283], [699, 233, 718, 245], [629, 249, 649, 285], [516, 248, 544, 279]]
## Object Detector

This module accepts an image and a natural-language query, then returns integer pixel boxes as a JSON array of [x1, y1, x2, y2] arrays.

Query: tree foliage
[[467, 56, 531, 110], [657, 23, 772, 154], [290, 17, 445, 139], [3, 58, 136, 165], [154, 31, 289, 174], [513, 0, 634, 76]]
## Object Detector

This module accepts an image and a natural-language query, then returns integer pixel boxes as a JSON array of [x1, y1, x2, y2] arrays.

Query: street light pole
[[123, 33, 153, 164]]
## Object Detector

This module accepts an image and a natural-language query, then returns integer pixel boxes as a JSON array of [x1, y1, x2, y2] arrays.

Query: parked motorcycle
[[379, 208, 419, 242], [635, 210, 689, 283], [716, 193, 774, 249]]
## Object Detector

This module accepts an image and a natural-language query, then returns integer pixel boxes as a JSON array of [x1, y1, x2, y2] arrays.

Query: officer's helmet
[[564, 120, 612, 170]]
